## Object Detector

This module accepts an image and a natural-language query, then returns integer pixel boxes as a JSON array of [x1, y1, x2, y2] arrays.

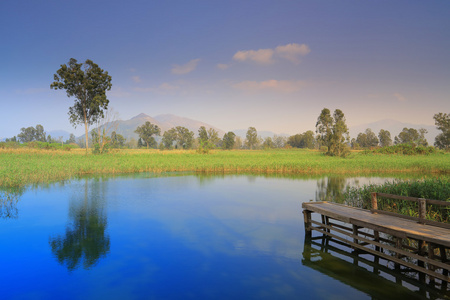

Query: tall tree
[[245, 127, 258, 149], [222, 132, 236, 150], [175, 126, 194, 149], [433, 112, 450, 150], [162, 128, 177, 149], [198, 126, 220, 149], [51, 58, 112, 152], [135, 122, 161, 149], [356, 128, 379, 148], [315, 108, 349, 156], [378, 129, 392, 147], [17, 126, 37, 143], [394, 127, 427, 146]]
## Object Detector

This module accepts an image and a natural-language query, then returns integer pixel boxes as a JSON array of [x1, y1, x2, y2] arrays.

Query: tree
[[262, 137, 275, 149], [433, 112, 450, 150], [175, 126, 194, 149], [378, 129, 392, 147], [110, 131, 125, 148], [273, 135, 287, 148], [394, 127, 428, 146], [356, 128, 379, 148], [315, 108, 333, 150], [198, 126, 220, 150], [35, 125, 46, 142], [162, 128, 177, 149], [245, 127, 258, 149], [222, 132, 236, 150], [287, 131, 315, 149], [316, 108, 349, 156], [66, 133, 77, 144], [51, 58, 112, 153], [135, 122, 161, 149], [17, 126, 37, 143]]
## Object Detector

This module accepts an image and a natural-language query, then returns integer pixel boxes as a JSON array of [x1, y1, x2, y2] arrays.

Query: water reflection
[[49, 178, 110, 271], [0, 187, 24, 219], [302, 234, 449, 299]]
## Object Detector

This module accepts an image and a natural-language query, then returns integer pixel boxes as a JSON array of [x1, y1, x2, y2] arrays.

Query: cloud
[[133, 82, 180, 94], [131, 76, 141, 83], [232, 80, 305, 93], [171, 59, 200, 75], [217, 63, 229, 70], [275, 43, 311, 64], [393, 93, 407, 102], [232, 43, 310, 65], [232, 48, 275, 64]]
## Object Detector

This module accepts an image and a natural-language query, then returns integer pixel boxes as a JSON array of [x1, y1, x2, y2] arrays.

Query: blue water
[[0, 174, 443, 299]]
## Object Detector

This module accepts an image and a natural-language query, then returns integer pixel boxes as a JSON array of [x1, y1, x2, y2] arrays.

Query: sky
[[1, 0, 449, 138]]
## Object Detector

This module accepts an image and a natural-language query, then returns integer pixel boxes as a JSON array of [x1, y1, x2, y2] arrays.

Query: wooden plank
[[310, 226, 450, 282], [303, 202, 450, 248], [310, 219, 450, 272]]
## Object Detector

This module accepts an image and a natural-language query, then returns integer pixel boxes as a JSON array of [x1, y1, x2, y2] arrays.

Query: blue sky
[[1, 0, 449, 138]]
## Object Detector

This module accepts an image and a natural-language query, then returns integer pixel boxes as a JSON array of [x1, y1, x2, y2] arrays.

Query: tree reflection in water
[[0, 187, 24, 219], [315, 176, 349, 203], [49, 178, 110, 271]]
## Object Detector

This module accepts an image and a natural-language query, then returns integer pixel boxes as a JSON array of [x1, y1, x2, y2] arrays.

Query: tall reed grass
[[0, 148, 448, 188]]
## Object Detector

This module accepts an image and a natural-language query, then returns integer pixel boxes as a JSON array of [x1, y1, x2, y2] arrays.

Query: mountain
[[232, 129, 290, 139], [93, 113, 226, 141], [47, 130, 72, 141], [349, 119, 439, 145]]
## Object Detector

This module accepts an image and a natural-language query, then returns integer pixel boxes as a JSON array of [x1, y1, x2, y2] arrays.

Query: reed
[[0, 148, 448, 187]]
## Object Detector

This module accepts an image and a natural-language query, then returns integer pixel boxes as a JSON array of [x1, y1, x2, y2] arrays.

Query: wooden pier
[[302, 193, 450, 284]]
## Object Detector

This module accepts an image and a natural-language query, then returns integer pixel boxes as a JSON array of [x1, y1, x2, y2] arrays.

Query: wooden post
[[303, 210, 312, 237], [371, 192, 378, 214], [418, 198, 426, 224]]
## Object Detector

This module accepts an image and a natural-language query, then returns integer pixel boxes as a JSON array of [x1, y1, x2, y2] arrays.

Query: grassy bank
[[344, 178, 450, 222], [0, 148, 449, 187]]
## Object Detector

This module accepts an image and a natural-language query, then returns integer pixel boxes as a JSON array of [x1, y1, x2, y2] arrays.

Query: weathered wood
[[419, 198, 427, 224], [371, 192, 378, 213], [303, 201, 450, 283]]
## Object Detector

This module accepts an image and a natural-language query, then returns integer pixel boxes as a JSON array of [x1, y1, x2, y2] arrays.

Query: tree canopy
[[356, 128, 379, 148], [135, 122, 161, 149], [433, 112, 450, 150], [394, 127, 427, 146], [245, 127, 258, 149], [51, 58, 112, 152], [316, 108, 349, 156]]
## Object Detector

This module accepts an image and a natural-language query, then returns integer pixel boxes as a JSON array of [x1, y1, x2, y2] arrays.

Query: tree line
[[6, 58, 449, 156]]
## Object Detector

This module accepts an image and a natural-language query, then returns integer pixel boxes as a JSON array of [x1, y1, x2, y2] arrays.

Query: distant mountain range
[[2, 114, 439, 146], [86, 113, 226, 141]]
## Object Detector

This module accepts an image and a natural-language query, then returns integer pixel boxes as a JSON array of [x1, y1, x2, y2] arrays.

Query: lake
[[0, 173, 447, 299]]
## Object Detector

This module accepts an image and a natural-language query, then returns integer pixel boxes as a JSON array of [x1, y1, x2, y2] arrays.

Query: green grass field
[[0, 148, 449, 187]]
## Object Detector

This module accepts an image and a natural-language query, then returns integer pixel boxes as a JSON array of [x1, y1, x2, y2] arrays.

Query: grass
[[0, 148, 449, 188], [344, 178, 450, 222]]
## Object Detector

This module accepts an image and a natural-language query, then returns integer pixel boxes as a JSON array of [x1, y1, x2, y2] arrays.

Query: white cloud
[[232, 80, 305, 93], [131, 76, 141, 83], [171, 59, 201, 75], [232, 49, 275, 64], [231, 43, 310, 65], [393, 93, 407, 102], [217, 63, 229, 70], [159, 82, 180, 91], [275, 43, 311, 64]]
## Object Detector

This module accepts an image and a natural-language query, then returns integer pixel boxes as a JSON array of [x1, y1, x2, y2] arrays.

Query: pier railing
[[371, 192, 450, 229]]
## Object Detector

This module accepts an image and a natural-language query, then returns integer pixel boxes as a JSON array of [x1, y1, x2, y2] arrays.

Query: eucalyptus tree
[[245, 127, 258, 149], [51, 58, 112, 152], [316, 108, 349, 156], [434, 112, 450, 149], [394, 127, 427, 146], [222, 132, 236, 150], [378, 129, 392, 147], [135, 122, 161, 149], [356, 128, 379, 148]]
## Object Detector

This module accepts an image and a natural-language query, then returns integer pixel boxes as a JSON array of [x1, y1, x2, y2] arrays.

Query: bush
[[365, 144, 437, 155]]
